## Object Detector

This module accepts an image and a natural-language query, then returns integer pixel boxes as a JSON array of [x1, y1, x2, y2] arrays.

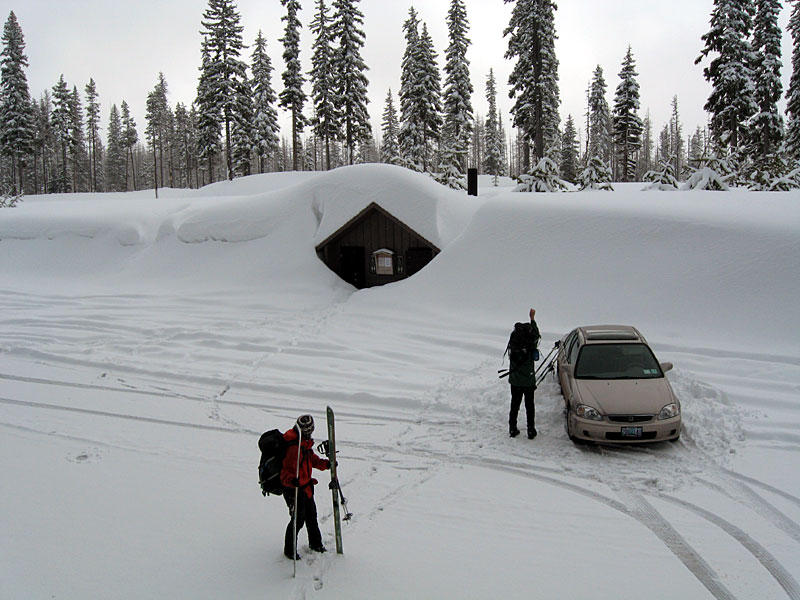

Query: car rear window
[[575, 343, 663, 380]]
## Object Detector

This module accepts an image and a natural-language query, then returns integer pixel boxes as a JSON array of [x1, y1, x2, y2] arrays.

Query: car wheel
[[565, 408, 585, 445]]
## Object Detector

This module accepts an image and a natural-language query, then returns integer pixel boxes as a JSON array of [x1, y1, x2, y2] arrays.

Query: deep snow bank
[[0, 166, 797, 356]]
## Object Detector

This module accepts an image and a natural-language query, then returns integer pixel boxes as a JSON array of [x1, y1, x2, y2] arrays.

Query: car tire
[[565, 409, 585, 445]]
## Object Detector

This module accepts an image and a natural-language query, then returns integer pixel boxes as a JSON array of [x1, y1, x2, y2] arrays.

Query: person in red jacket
[[281, 414, 331, 559]]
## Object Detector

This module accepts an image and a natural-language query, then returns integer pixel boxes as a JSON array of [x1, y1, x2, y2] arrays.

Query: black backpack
[[506, 322, 540, 365], [258, 429, 290, 497]]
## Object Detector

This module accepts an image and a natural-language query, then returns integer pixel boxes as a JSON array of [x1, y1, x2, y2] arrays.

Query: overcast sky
[[2, 0, 795, 148]]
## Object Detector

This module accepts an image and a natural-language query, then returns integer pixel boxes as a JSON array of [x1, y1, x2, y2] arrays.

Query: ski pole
[[293, 428, 302, 578]]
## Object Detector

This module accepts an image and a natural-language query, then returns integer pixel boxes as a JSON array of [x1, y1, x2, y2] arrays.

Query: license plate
[[621, 426, 643, 438]]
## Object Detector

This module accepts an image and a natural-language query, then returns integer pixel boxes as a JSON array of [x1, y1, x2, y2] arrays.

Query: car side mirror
[[660, 362, 674, 373]]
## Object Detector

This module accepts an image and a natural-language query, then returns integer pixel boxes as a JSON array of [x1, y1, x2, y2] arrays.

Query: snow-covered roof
[[309, 164, 467, 250]]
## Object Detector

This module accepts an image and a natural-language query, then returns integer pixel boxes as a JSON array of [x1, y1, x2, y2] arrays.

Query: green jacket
[[508, 319, 540, 388]]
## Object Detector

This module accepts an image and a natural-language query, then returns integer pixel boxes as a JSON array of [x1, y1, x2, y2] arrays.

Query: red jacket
[[280, 427, 330, 498]]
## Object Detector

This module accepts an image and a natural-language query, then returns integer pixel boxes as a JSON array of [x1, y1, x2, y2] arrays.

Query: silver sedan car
[[557, 325, 681, 443]]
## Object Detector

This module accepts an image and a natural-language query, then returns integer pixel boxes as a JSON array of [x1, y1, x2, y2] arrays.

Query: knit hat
[[296, 414, 315, 437]]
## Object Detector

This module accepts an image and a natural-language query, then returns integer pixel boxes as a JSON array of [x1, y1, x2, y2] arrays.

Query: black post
[[467, 168, 478, 196]]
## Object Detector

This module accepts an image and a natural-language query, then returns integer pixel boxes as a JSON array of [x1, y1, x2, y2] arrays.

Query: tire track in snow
[[617, 491, 737, 600], [658, 493, 800, 600], [723, 468, 800, 510], [699, 477, 800, 545]]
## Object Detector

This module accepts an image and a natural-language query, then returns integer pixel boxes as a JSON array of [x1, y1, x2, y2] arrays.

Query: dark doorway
[[339, 246, 366, 289], [406, 247, 434, 277]]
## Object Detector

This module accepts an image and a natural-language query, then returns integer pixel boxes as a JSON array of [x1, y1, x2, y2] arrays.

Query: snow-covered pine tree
[[560, 114, 579, 183], [380, 89, 400, 164], [683, 153, 734, 190], [504, 0, 560, 169], [231, 73, 254, 177], [578, 155, 613, 191], [84, 78, 101, 192], [173, 102, 194, 188], [197, 0, 249, 180], [251, 31, 280, 174], [399, 10, 442, 173], [279, 0, 307, 171], [68, 86, 88, 192], [50, 77, 71, 192], [786, 0, 800, 158], [104, 104, 125, 192], [146, 75, 170, 196], [440, 0, 473, 184], [669, 96, 684, 179], [331, 0, 371, 166], [747, 0, 784, 180], [484, 69, 504, 184], [696, 0, 757, 154], [0, 11, 35, 195], [309, 0, 339, 170], [587, 65, 612, 168], [611, 47, 643, 182], [643, 159, 679, 191], [120, 100, 138, 190], [514, 155, 568, 192]]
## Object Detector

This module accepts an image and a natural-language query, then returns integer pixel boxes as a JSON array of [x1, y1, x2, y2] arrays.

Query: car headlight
[[576, 405, 603, 421], [658, 403, 680, 420]]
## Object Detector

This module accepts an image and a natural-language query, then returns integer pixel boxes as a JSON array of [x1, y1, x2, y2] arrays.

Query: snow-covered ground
[[1, 164, 799, 599]]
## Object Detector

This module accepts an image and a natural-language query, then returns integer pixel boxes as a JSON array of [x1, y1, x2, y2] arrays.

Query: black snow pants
[[509, 385, 536, 434], [284, 488, 323, 555]]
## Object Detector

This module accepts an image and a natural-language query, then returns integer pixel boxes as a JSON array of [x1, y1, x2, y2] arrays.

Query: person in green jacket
[[507, 308, 541, 439]]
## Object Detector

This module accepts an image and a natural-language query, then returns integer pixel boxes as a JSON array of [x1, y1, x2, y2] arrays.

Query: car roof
[[578, 325, 644, 343]]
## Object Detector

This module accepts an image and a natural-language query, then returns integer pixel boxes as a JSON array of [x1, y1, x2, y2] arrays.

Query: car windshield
[[575, 343, 663, 380]]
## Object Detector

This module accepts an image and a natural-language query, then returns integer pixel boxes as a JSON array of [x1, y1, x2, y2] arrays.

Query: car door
[[558, 330, 579, 403]]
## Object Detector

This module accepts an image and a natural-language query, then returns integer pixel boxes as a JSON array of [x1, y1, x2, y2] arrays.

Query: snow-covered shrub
[[0, 193, 23, 208], [514, 157, 570, 192], [643, 160, 679, 191], [578, 155, 614, 191], [681, 153, 734, 191]]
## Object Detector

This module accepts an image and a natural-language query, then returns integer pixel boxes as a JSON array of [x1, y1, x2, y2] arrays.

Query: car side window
[[564, 331, 579, 364], [568, 335, 581, 364]]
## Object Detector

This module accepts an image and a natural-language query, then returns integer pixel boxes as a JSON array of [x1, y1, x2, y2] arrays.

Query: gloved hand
[[290, 477, 300, 488], [310, 478, 318, 486]]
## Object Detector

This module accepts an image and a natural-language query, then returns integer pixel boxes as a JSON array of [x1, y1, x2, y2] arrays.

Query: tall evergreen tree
[[0, 11, 35, 195], [399, 10, 442, 172], [504, 0, 560, 168], [332, 0, 371, 165], [441, 0, 473, 179], [587, 65, 611, 166], [560, 114, 579, 183], [309, 1, 339, 170], [68, 86, 87, 192], [84, 78, 101, 192], [196, 36, 222, 183], [120, 100, 138, 190], [50, 76, 71, 192], [251, 31, 280, 173], [105, 104, 126, 192], [146, 74, 170, 196], [380, 88, 400, 164], [749, 0, 784, 161], [279, 0, 307, 171], [197, 0, 249, 180], [231, 73, 254, 177], [611, 47, 643, 182], [484, 69, 503, 181], [786, 0, 800, 158], [696, 0, 757, 153], [669, 96, 684, 178]]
